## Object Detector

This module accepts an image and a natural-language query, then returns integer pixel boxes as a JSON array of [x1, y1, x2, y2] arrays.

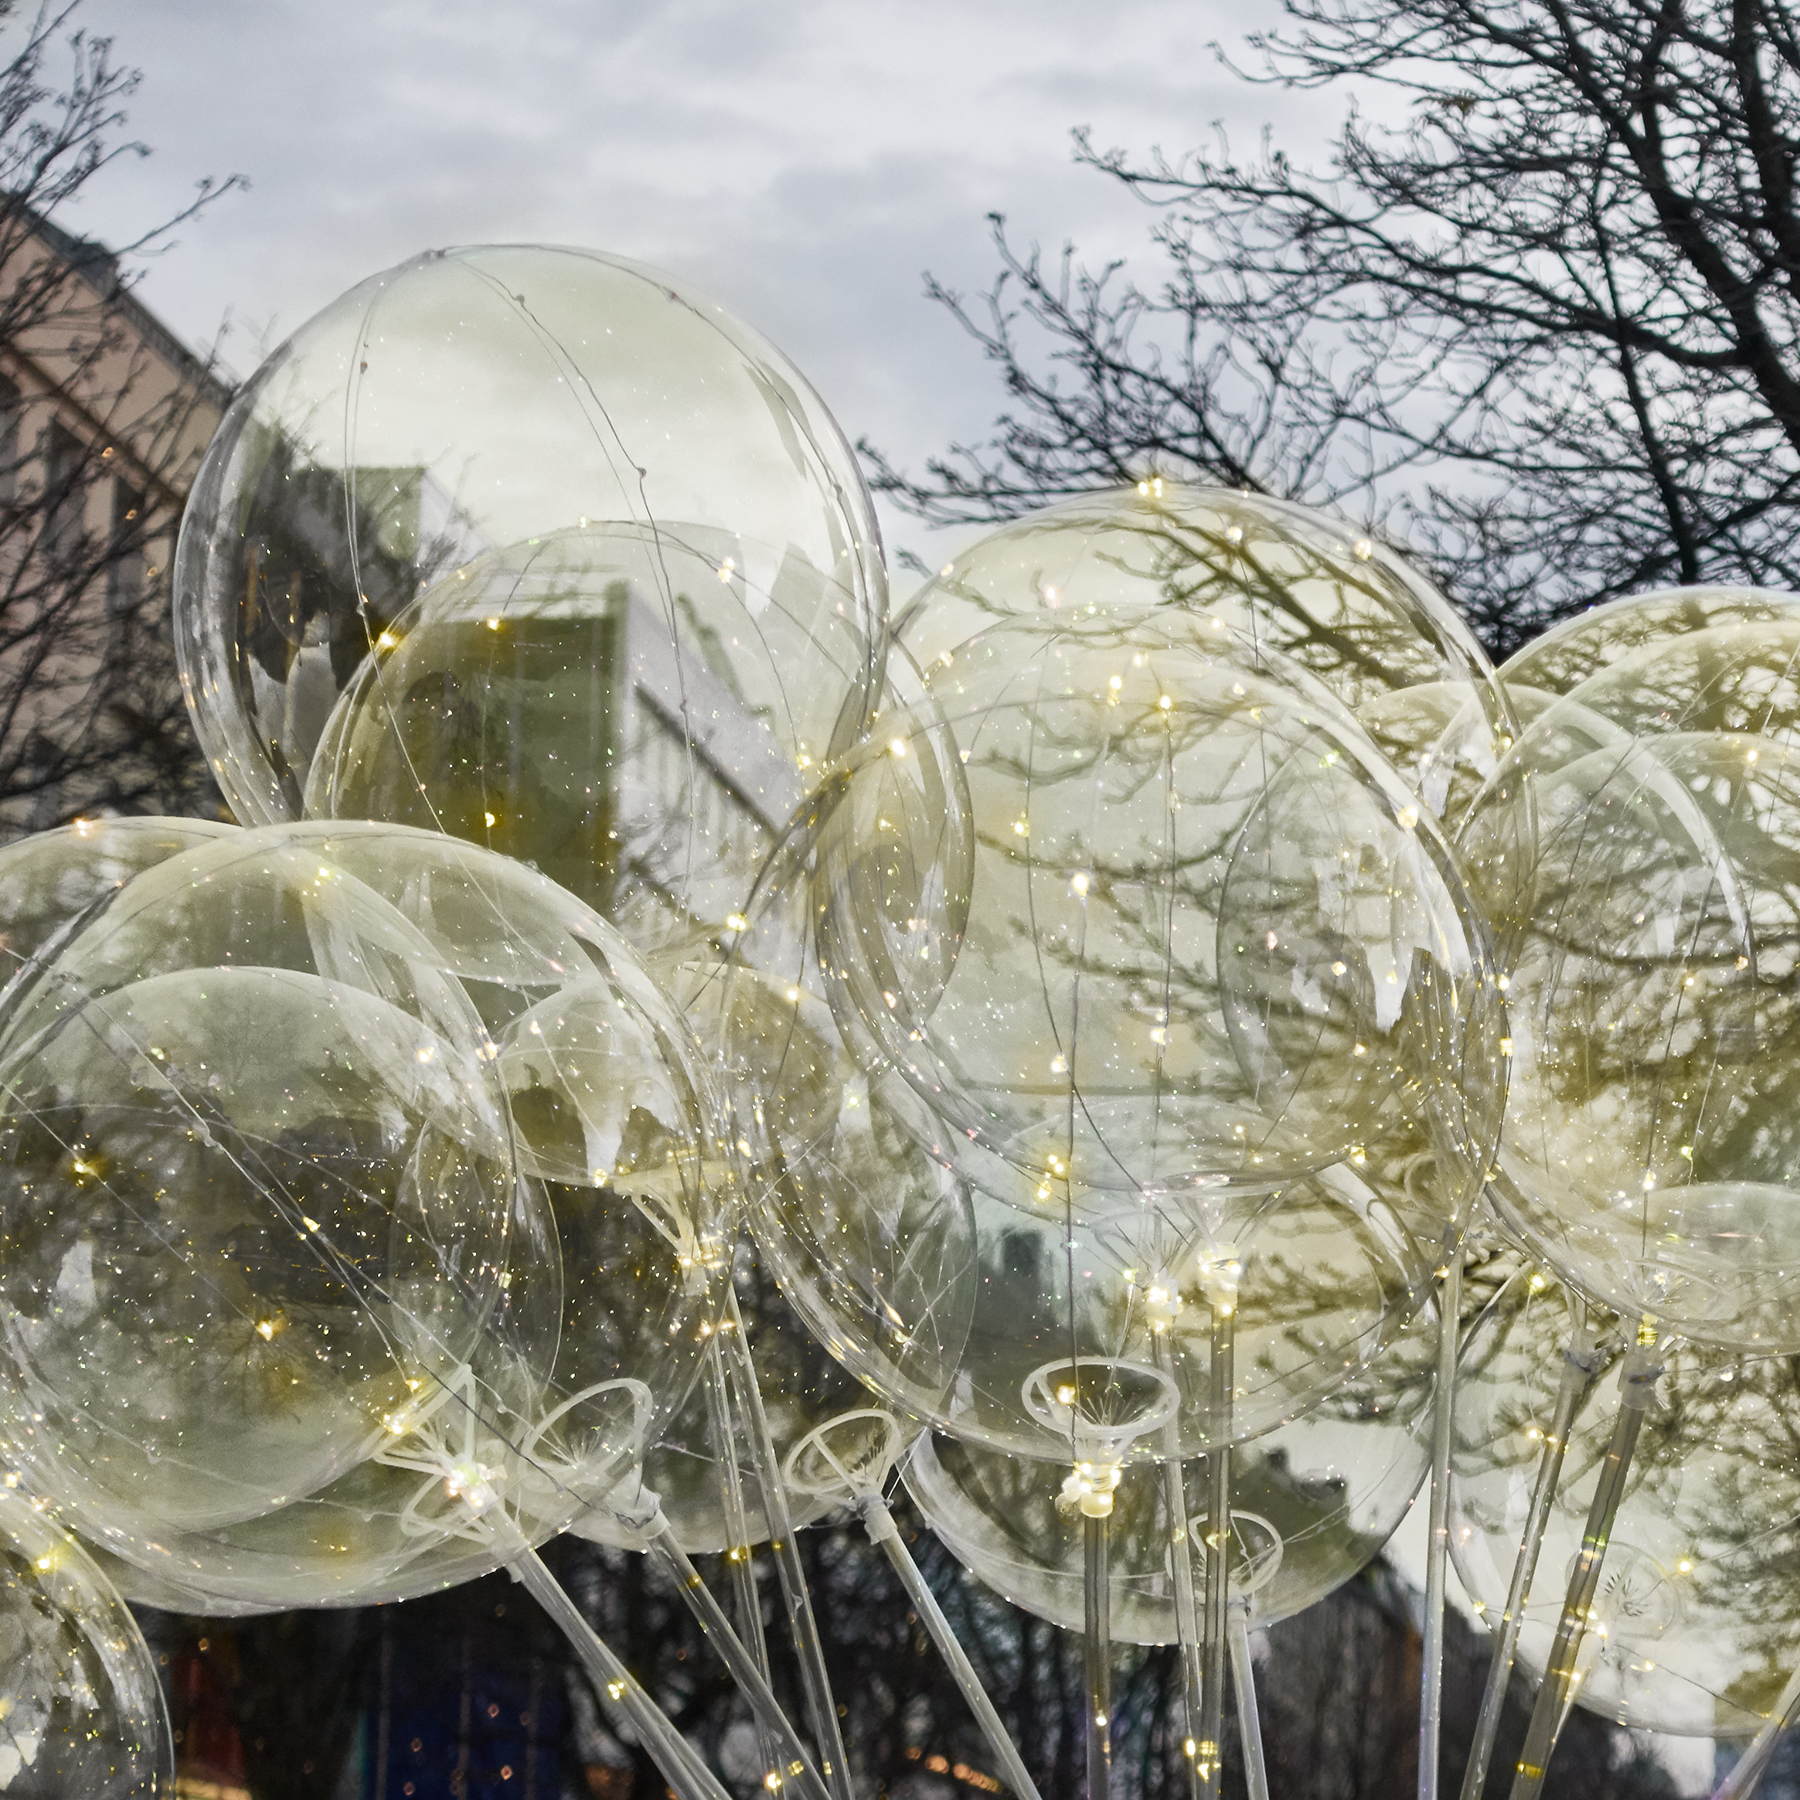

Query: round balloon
[[807, 607, 1504, 1261], [895, 481, 1511, 824], [0, 815, 231, 983], [0, 822, 731, 1610], [725, 836, 1447, 1462], [1464, 602, 1800, 1345], [0, 825, 531, 1604], [173, 245, 886, 967], [0, 1483, 172, 1795]]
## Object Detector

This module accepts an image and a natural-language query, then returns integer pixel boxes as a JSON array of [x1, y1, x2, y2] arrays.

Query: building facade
[[0, 206, 230, 836]]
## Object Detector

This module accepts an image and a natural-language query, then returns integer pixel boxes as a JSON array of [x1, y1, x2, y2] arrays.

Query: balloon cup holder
[[783, 1407, 907, 1502], [1021, 1357, 1180, 1457]]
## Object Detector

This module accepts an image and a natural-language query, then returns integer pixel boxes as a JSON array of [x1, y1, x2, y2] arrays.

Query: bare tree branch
[[0, 0, 243, 834], [869, 0, 1800, 656]]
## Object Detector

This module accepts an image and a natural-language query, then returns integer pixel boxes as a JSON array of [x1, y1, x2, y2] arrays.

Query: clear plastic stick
[[719, 1289, 854, 1800], [1159, 1452, 1205, 1800], [500, 1528, 731, 1800], [643, 1516, 833, 1800], [1418, 1251, 1462, 1800], [1458, 1301, 1599, 1800], [1198, 1296, 1236, 1800], [1712, 1664, 1800, 1800], [1151, 1333, 1204, 1799], [860, 1494, 1045, 1800], [1227, 1600, 1270, 1800], [704, 1340, 774, 1672], [702, 1336, 779, 1779], [1508, 1334, 1662, 1800], [1085, 1509, 1113, 1800]]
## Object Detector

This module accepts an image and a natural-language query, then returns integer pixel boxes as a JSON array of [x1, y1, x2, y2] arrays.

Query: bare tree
[[864, 0, 1800, 656], [0, 0, 238, 835]]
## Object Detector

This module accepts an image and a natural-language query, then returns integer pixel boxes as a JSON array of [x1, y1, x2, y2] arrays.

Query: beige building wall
[[0, 210, 229, 834]]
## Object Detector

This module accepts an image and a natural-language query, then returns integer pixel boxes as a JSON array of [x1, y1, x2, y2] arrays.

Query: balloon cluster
[[1449, 590, 1800, 1765], [2, 240, 1798, 1800]]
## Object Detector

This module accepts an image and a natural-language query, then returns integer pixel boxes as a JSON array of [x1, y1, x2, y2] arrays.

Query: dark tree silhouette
[[864, 0, 1800, 656]]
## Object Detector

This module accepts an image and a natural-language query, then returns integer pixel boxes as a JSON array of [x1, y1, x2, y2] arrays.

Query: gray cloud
[[58, 0, 1335, 570]]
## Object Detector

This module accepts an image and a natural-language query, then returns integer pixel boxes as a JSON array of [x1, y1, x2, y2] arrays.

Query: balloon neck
[[1060, 1461, 1122, 1520], [1619, 1334, 1665, 1411], [1197, 1243, 1242, 1314]]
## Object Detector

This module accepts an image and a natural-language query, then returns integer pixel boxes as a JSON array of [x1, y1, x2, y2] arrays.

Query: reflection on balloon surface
[[896, 482, 1509, 820], [0, 816, 232, 984], [727, 819, 1460, 1459], [814, 610, 1502, 1240], [173, 245, 885, 971], [0, 822, 728, 1611]]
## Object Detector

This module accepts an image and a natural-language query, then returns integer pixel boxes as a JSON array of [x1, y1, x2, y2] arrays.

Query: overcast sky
[[57, 0, 1341, 577]]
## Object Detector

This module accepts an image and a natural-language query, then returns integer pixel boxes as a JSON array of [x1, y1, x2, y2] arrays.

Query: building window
[[0, 374, 18, 509], [45, 420, 84, 568], [108, 478, 144, 617]]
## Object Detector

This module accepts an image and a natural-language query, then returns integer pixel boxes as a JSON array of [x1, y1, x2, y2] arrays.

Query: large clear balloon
[[0, 824, 518, 1536], [1451, 1272, 1800, 1737], [740, 610, 1500, 1463], [903, 1296, 1437, 1641], [811, 610, 1503, 1249], [0, 816, 231, 983], [0, 1483, 172, 1796], [722, 716, 1479, 1460], [173, 245, 886, 970], [1500, 585, 1800, 704], [1465, 600, 1800, 1344], [0, 822, 728, 1611]]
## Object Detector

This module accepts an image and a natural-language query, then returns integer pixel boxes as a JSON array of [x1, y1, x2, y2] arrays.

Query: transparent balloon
[[0, 826, 517, 1537], [1451, 1272, 1800, 1738], [809, 608, 1504, 1263], [0, 1483, 172, 1796], [173, 245, 886, 971], [1501, 586, 1800, 706], [1465, 605, 1800, 1344], [301, 525, 852, 961], [903, 1293, 1437, 1641], [0, 816, 231, 986], [0, 821, 730, 1611], [301, 823, 737, 1570]]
